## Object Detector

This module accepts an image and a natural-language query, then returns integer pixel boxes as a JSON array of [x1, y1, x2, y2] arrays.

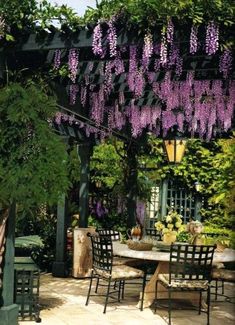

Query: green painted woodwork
[[2, 203, 16, 306], [125, 143, 138, 229], [52, 194, 68, 277], [0, 305, 19, 325], [78, 143, 93, 228], [0, 203, 18, 325], [14, 257, 40, 321], [160, 180, 168, 219]]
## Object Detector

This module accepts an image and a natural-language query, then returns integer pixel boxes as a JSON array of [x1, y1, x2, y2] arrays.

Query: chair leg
[[154, 281, 159, 314], [207, 287, 211, 325], [140, 274, 147, 311], [118, 281, 122, 302], [85, 274, 94, 306], [95, 277, 99, 293], [121, 280, 125, 300], [103, 278, 111, 314], [222, 280, 225, 295], [168, 288, 172, 325], [199, 291, 202, 314], [215, 279, 218, 300]]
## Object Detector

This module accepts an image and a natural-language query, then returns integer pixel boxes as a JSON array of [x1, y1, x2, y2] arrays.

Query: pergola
[[0, 17, 234, 324]]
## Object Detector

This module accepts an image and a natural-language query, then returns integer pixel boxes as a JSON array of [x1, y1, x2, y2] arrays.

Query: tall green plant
[[0, 82, 70, 211]]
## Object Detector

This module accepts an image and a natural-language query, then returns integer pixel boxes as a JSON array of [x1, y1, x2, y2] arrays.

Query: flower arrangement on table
[[155, 210, 183, 244]]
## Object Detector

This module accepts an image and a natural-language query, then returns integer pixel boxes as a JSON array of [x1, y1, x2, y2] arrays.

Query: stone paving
[[18, 273, 235, 325]]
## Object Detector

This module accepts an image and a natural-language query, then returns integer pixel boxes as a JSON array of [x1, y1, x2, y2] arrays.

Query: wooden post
[[125, 143, 138, 229], [52, 194, 69, 277], [0, 203, 19, 325], [78, 142, 92, 228], [160, 179, 168, 218]]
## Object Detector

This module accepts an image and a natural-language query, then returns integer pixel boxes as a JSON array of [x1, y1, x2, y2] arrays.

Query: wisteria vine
[[53, 18, 234, 142]]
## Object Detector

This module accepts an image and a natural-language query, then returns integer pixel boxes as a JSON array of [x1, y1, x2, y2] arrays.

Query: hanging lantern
[[163, 137, 187, 163], [195, 181, 202, 192]]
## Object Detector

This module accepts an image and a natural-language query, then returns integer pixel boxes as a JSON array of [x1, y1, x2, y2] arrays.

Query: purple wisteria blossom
[[219, 49, 233, 79], [68, 49, 79, 83], [69, 84, 79, 105], [142, 32, 153, 70], [53, 49, 61, 70], [0, 15, 5, 39], [190, 25, 198, 54], [205, 21, 219, 55], [166, 18, 174, 44], [136, 200, 146, 226], [107, 18, 117, 57], [92, 23, 103, 56], [160, 31, 167, 66]]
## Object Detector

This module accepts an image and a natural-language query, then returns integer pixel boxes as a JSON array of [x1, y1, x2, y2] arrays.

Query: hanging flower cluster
[[142, 32, 153, 70], [219, 49, 233, 79], [52, 17, 234, 142], [69, 84, 79, 105], [0, 15, 5, 39], [190, 25, 198, 54], [166, 18, 174, 44], [53, 49, 61, 70], [92, 23, 103, 57], [136, 200, 146, 226], [205, 21, 219, 55], [68, 48, 79, 83], [160, 30, 168, 66], [107, 18, 117, 57]]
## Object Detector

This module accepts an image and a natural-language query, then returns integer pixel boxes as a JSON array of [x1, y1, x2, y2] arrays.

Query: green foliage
[[1, 0, 234, 45], [0, 0, 81, 41], [208, 137, 235, 221], [176, 231, 190, 242], [91, 140, 123, 189], [30, 213, 57, 271], [0, 82, 70, 209], [88, 210, 128, 234], [83, 0, 235, 29]]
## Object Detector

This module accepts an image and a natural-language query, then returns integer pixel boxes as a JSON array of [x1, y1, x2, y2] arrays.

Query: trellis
[[0, 19, 234, 325]]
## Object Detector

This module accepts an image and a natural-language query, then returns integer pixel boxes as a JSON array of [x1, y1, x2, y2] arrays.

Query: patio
[[18, 273, 235, 325]]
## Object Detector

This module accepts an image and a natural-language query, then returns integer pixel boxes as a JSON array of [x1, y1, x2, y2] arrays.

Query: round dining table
[[113, 241, 235, 308]]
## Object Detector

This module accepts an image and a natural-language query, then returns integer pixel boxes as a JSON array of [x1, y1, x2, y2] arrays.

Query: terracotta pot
[[162, 232, 177, 244]]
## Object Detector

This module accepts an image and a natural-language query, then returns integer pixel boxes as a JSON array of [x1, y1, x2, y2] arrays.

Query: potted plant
[[155, 210, 183, 244]]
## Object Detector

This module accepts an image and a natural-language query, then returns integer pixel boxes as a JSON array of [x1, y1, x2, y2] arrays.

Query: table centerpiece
[[155, 210, 183, 244]]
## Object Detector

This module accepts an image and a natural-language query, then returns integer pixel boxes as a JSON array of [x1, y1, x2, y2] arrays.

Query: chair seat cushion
[[212, 269, 235, 282], [158, 273, 209, 290], [95, 264, 144, 281]]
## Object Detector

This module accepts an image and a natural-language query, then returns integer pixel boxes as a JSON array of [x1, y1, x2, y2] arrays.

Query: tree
[[0, 82, 70, 212]]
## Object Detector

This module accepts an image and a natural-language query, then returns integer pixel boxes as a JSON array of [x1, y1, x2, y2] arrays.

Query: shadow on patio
[[18, 273, 235, 325]]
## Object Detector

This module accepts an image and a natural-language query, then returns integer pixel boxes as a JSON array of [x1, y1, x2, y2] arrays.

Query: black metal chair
[[202, 232, 230, 300], [85, 233, 147, 313], [96, 228, 157, 299], [211, 267, 235, 303], [96, 228, 121, 241], [145, 228, 162, 241], [154, 244, 216, 325]]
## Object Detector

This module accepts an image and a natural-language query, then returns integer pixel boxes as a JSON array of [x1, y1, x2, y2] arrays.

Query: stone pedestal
[[72, 227, 96, 278]]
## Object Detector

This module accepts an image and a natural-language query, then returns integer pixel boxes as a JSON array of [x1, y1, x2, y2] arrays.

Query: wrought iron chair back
[[96, 229, 120, 241], [86, 233, 146, 313], [154, 244, 216, 325], [89, 233, 113, 275], [169, 244, 215, 283]]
